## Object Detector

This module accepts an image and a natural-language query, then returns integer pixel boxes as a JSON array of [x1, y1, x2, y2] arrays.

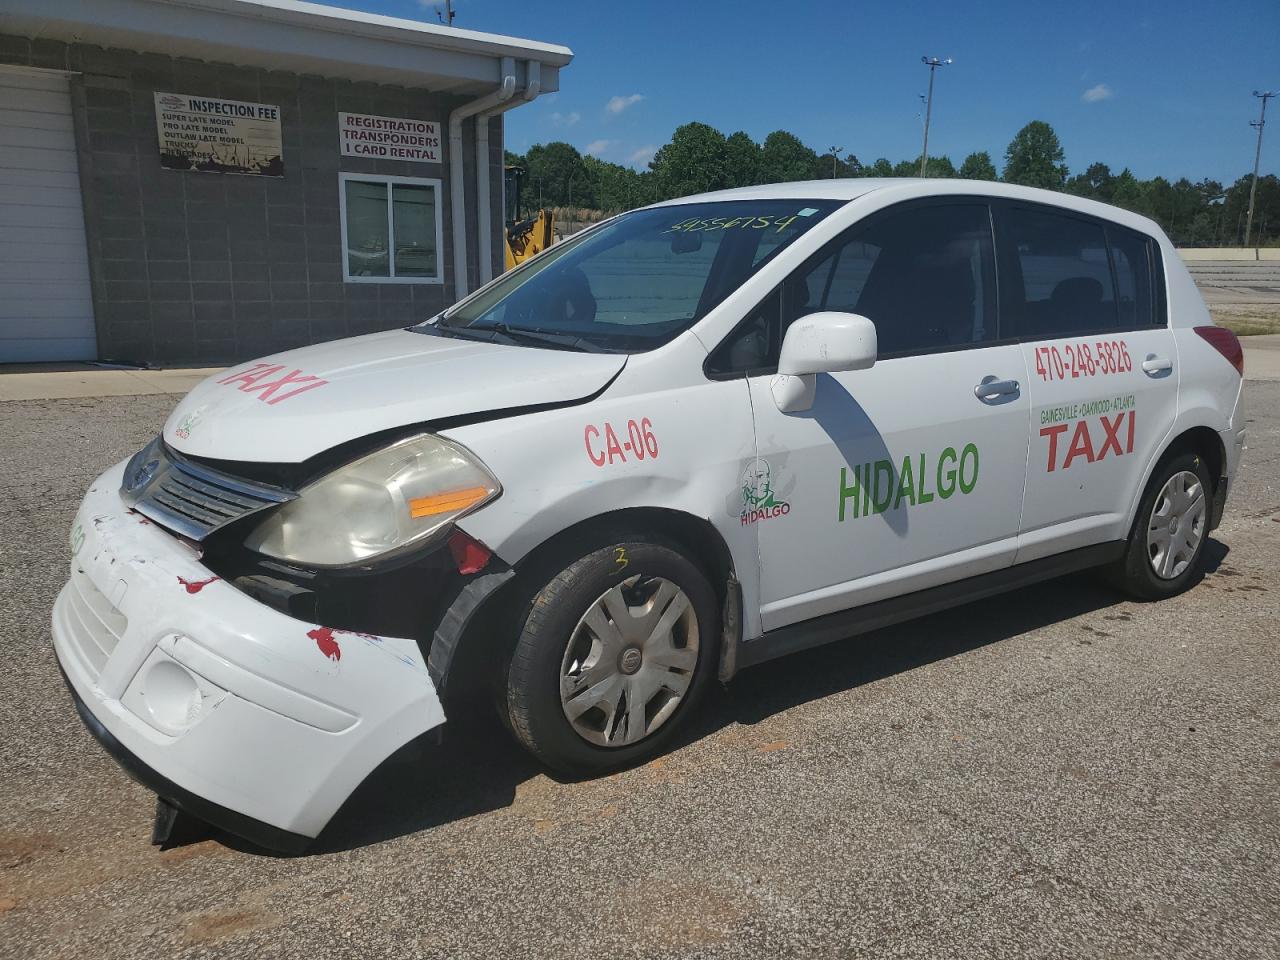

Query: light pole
[[829, 145, 844, 178], [919, 56, 952, 177], [1245, 90, 1275, 253]]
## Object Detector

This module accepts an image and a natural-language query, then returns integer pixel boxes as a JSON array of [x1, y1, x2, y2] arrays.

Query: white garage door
[[0, 66, 96, 362]]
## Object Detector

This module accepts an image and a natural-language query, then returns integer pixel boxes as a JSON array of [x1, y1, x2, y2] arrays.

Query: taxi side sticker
[[1039, 394, 1136, 472]]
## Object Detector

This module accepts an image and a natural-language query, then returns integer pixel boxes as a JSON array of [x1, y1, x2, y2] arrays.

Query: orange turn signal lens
[[408, 486, 491, 519]]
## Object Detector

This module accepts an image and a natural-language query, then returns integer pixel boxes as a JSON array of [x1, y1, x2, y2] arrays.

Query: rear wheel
[[502, 537, 719, 775], [1107, 451, 1213, 600]]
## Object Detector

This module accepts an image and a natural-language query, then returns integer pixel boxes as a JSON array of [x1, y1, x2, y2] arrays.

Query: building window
[[339, 173, 443, 284]]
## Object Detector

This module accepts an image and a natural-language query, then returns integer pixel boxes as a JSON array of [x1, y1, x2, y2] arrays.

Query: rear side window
[[998, 204, 1163, 339], [999, 206, 1116, 338]]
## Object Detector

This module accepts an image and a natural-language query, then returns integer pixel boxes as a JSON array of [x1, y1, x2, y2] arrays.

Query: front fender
[[444, 378, 763, 639]]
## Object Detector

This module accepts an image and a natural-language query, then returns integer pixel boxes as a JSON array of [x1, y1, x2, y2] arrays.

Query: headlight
[[243, 434, 500, 567], [120, 435, 164, 500]]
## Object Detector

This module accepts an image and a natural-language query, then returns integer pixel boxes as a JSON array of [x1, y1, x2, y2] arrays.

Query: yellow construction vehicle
[[503, 164, 553, 270], [504, 207, 553, 270]]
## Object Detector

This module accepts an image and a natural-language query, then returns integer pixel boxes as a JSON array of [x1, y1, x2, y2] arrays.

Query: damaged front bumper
[[52, 461, 447, 850]]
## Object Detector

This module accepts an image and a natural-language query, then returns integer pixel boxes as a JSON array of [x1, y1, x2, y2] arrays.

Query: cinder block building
[[0, 0, 571, 364]]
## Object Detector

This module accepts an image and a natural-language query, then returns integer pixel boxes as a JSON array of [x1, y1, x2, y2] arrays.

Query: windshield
[[423, 199, 842, 353]]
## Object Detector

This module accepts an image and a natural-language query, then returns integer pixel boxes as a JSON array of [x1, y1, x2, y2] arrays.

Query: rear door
[[719, 200, 1031, 631], [994, 202, 1178, 560]]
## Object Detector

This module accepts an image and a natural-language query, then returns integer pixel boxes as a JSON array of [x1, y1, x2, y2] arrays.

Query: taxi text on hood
[[162, 330, 626, 463]]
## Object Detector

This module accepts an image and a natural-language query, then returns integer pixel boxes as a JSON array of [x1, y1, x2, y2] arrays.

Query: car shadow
[[235, 537, 1231, 857]]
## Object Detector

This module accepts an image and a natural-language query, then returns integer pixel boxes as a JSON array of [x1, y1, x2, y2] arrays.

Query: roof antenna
[[436, 1, 456, 26]]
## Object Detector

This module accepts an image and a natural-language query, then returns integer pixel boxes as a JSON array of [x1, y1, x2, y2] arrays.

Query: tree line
[[505, 119, 1279, 246]]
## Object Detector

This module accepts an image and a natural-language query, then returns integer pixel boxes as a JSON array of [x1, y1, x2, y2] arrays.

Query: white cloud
[[585, 139, 614, 156], [628, 144, 657, 166], [1082, 83, 1113, 103], [550, 110, 581, 127], [606, 94, 645, 115]]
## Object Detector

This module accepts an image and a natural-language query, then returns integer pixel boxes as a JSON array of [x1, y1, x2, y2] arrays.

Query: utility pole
[[828, 146, 843, 179], [919, 56, 952, 177], [1245, 90, 1275, 253], [437, 1, 455, 26]]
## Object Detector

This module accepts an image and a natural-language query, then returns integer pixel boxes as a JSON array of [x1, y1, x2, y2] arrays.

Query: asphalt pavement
[[0, 384, 1277, 959]]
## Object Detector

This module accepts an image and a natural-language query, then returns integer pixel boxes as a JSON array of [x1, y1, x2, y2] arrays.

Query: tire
[[1106, 451, 1214, 600], [502, 536, 720, 775]]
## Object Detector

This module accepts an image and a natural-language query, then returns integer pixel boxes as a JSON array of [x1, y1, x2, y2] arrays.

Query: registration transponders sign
[[338, 112, 441, 163]]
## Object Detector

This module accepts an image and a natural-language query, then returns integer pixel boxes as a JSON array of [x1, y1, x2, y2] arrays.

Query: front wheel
[[502, 537, 720, 775], [1106, 451, 1213, 600]]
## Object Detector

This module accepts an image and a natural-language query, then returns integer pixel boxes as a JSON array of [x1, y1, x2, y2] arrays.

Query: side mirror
[[772, 312, 877, 412]]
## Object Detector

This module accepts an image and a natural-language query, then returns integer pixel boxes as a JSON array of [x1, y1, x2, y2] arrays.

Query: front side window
[[790, 202, 996, 357], [711, 202, 996, 372], [428, 199, 841, 353], [340, 174, 443, 283]]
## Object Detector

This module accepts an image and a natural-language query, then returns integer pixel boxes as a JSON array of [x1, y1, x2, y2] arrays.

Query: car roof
[[649, 178, 897, 205], [648, 178, 1166, 238]]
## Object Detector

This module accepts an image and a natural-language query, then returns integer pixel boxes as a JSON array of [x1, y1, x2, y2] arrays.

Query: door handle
[[974, 376, 1020, 402], [1142, 355, 1173, 375]]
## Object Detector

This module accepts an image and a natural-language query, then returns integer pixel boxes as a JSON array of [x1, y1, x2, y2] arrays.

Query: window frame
[[704, 195, 1004, 380], [704, 194, 1170, 380], [990, 197, 1168, 342], [338, 172, 444, 285]]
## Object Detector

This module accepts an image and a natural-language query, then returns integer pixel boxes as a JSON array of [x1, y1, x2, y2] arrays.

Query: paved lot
[[1186, 259, 1280, 307], [1, 384, 1278, 960], [1189, 258, 1280, 337]]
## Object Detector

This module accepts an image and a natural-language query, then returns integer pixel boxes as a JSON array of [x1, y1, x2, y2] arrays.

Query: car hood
[[163, 329, 626, 463]]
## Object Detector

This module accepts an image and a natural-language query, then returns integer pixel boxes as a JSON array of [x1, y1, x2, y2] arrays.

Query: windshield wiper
[[467, 322, 611, 353], [419, 323, 523, 347]]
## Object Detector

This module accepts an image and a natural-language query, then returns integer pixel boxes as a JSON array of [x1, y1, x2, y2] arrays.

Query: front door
[[732, 200, 1032, 633]]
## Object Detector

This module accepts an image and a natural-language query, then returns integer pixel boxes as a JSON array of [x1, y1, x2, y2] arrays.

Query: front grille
[[125, 446, 296, 541], [65, 569, 128, 678]]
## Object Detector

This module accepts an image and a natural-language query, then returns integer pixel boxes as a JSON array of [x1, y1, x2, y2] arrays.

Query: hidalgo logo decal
[[173, 410, 201, 439], [740, 459, 791, 525]]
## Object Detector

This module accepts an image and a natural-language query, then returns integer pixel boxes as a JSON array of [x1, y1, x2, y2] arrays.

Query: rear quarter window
[[1107, 225, 1159, 329]]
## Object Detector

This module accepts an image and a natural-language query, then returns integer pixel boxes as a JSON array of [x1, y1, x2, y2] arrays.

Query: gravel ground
[[1, 385, 1278, 960]]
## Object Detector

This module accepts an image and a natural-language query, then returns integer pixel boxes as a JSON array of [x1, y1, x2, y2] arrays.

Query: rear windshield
[[424, 199, 842, 353]]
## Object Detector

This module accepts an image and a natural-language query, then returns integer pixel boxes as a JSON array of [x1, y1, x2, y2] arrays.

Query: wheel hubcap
[[559, 575, 699, 748], [1147, 470, 1206, 580]]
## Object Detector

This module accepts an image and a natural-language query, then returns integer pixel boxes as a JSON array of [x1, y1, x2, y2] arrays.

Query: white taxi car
[[54, 180, 1245, 852]]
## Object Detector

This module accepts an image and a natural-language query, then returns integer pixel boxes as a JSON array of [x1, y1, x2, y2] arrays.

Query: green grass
[[1210, 307, 1280, 337]]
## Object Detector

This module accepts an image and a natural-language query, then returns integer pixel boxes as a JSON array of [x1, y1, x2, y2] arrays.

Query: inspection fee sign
[[338, 112, 441, 163]]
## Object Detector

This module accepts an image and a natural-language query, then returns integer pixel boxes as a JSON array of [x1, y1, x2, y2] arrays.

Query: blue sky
[[334, 0, 1277, 184]]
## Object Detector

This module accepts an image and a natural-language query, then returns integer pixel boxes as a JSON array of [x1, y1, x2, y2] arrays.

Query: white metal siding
[[0, 67, 96, 362]]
